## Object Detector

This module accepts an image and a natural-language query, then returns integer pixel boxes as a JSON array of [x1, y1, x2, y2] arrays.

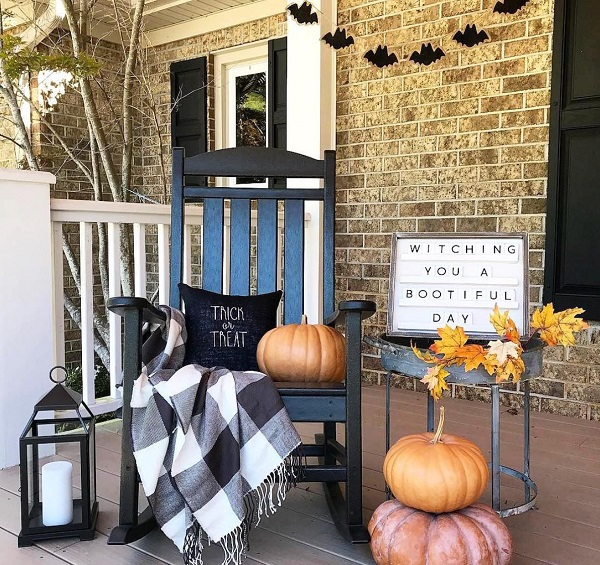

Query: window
[[229, 63, 267, 184], [214, 46, 268, 187]]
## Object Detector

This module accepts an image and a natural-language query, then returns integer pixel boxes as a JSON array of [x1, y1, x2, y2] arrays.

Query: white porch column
[[0, 169, 56, 469], [287, 0, 336, 323]]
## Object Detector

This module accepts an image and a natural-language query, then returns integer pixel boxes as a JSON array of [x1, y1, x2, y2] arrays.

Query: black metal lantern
[[18, 366, 98, 547]]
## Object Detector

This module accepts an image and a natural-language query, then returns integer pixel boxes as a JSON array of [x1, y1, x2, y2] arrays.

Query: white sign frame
[[387, 233, 530, 339]]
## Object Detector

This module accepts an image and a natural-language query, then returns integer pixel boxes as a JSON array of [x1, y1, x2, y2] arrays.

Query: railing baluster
[[79, 222, 95, 407], [133, 223, 147, 297], [183, 223, 192, 285], [107, 222, 122, 399], [52, 222, 66, 368], [158, 223, 170, 306]]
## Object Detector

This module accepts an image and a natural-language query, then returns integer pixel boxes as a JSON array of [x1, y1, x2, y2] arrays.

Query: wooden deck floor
[[1, 385, 600, 564]]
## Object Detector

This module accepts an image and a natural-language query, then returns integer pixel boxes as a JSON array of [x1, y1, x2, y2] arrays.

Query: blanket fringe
[[183, 520, 204, 565], [186, 453, 301, 565]]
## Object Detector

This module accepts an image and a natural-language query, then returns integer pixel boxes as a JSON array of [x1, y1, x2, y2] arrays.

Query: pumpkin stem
[[301, 314, 308, 324], [431, 406, 445, 444]]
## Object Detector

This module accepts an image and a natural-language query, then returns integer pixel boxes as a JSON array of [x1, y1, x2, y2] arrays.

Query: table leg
[[523, 379, 531, 502], [491, 384, 501, 511], [385, 371, 391, 500], [427, 393, 434, 433]]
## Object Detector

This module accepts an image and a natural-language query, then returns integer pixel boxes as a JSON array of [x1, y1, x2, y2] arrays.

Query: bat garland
[[287, 2, 318, 25], [288, 0, 533, 69], [453, 24, 490, 47], [322, 27, 354, 50], [364, 45, 398, 68], [493, 0, 531, 15]]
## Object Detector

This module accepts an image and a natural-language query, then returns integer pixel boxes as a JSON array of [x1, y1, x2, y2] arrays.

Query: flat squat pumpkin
[[384, 407, 489, 514], [368, 499, 512, 565], [256, 315, 346, 382]]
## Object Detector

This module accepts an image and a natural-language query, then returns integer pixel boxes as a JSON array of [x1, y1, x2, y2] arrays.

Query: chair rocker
[[106, 146, 376, 545]]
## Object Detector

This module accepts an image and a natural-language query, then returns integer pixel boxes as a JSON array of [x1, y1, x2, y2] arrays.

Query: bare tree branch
[[61, 230, 110, 344], [63, 292, 110, 368]]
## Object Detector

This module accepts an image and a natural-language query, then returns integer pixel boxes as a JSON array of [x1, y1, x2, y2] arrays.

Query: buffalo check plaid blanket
[[130, 306, 301, 565]]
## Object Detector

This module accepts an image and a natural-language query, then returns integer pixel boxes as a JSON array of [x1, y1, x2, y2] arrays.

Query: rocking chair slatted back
[[169, 146, 336, 324]]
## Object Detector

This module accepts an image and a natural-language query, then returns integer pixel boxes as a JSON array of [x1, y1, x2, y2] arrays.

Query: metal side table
[[366, 335, 544, 517]]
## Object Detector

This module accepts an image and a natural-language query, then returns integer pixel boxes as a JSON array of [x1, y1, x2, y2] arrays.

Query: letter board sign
[[387, 233, 529, 338]]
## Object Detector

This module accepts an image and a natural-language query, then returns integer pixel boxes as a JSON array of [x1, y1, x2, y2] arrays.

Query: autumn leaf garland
[[415, 304, 589, 400]]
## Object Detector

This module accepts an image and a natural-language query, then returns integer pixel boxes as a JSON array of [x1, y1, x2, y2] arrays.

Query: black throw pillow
[[179, 283, 282, 371]]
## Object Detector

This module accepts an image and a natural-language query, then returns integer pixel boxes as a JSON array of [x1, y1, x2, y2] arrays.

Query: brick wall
[[334, 0, 600, 419]]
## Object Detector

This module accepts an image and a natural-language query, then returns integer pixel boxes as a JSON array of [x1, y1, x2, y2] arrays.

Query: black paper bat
[[322, 27, 355, 50], [453, 24, 490, 47], [493, 0, 530, 15], [364, 45, 398, 68], [409, 43, 445, 66], [287, 2, 319, 24]]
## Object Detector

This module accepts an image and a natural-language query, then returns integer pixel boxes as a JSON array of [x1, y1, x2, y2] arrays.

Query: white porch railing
[[51, 199, 199, 414], [50, 199, 310, 416]]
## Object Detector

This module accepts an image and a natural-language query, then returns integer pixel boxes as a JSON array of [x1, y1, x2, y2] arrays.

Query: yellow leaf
[[483, 351, 501, 375], [489, 304, 510, 337], [531, 304, 589, 346], [531, 303, 559, 345], [489, 304, 520, 343], [420, 365, 450, 401], [411, 343, 438, 364], [430, 325, 468, 359], [495, 356, 525, 383], [553, 308, 589, 346]]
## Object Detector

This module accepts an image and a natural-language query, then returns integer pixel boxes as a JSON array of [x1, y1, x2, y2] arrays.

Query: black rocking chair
[[106, 146, 376, 545]]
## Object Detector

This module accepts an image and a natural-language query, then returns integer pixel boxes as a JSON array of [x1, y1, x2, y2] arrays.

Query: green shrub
[[63, 365, 116, 426]]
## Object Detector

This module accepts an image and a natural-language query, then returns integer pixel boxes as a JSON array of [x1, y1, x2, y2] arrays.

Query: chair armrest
[[106, 297, 166, 442], [106, 296, 166, 325], [327, 300, 376, 392], [325, 300, 376, 326]]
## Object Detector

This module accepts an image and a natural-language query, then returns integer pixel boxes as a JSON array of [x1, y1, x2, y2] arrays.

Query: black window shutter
[[545, 0, 600, 320], [268, 38, 287, 188], [170, 57, 207, 184]]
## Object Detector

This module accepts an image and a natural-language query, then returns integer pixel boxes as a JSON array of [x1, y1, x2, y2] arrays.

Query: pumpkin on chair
[[256, 315, 346, 382], [383, 407, 489, 514], [368, 499, 513, 565]]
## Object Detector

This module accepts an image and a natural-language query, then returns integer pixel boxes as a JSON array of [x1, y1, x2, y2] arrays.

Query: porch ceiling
[[5, 0, 276, 45], [113, 0, 258, 33]]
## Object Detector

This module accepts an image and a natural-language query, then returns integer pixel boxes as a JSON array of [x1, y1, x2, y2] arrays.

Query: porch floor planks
[[1, 386, 600, 564]]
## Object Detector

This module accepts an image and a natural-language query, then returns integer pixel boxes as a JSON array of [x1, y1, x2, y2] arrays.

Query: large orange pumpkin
[[368, 499, 512, 565], [383, 407, 489, 514], [256, 315, 345, 382]]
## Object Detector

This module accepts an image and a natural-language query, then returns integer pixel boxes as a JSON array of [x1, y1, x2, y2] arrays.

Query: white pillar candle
[[41, 461, 73, 526]]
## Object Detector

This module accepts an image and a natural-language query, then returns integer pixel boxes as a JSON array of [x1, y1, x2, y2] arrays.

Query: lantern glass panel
[[24, 436, 37, 518], [91, 425, 96, 506]]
